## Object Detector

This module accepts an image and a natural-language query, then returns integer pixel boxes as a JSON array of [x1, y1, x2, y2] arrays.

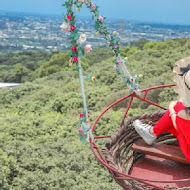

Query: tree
[[134, 38, 149, 49], [13, 64, 29, 82]]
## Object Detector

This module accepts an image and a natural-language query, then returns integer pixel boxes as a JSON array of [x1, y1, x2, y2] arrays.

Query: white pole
[[78, 58, 94, 142], [78, 58, 88, 117]]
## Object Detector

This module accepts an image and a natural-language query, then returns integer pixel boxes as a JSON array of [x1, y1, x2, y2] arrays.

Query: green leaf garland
[[61, 0, 140, 143]]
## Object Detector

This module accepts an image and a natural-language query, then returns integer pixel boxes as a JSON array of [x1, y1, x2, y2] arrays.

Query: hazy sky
[[0, 0, 190, 25]]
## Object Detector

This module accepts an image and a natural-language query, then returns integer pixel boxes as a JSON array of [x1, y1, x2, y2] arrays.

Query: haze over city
[[1, 0, 190, 52], [0, 0, 190, 25]]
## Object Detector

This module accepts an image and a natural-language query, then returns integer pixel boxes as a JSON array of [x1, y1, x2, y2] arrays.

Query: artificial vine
[[61, 0, 140, 143]]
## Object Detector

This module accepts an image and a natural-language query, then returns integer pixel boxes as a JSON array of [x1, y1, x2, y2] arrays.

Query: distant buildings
[[0, 12, 190, 52]]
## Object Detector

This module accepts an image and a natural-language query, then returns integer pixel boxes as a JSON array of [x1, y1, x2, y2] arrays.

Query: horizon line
[[1, 10, 190, 27]]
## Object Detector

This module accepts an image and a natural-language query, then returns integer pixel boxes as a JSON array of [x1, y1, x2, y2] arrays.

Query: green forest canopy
[[0, 38, 190, 189]]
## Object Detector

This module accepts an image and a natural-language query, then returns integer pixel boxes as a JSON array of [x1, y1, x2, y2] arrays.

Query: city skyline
[[0, 0, 190, 25], [1, 11, 190, 52]]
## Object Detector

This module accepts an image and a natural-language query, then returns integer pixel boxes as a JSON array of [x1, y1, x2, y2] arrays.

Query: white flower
[[84, 44, 92, 53], [60, 22, 70, 31], [78, 34, 87, 43], [78, 0, 85, 3], [69, 59, 74, 66]]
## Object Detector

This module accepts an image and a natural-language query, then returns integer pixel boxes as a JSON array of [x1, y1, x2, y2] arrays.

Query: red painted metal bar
[[135, 94, 167, 110], [90, 84, 190, 184], [91, 142, 132, 190], [93, 142, 108, 164], [142, 90, 148, 99], [112, 178, 131, 190], [115, 177, 166, 190], [91, 93, 133, 132], [91, 84, 176, 133], [137, 83, 177, 110], [90, 140, 190, 183], [119, 96, 134, 128], [94, 135, 111, 139], [140, 84, 176, 93]]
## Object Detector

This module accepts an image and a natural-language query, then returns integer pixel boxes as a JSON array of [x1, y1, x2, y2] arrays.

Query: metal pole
[[78, 58, 88, 117], [78, 58, 94, 142]]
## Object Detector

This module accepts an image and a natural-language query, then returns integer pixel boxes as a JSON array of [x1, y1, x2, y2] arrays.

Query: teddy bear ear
[[173, 66, 180, 75], [176, 57, 190, 68], [173, 57, 190, 75]]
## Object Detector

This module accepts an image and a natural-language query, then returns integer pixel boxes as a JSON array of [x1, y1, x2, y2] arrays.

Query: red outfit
[[153, 102, 190, 162]]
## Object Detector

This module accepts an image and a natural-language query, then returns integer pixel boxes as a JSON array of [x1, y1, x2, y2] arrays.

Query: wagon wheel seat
[[90, 84, 190, 190]]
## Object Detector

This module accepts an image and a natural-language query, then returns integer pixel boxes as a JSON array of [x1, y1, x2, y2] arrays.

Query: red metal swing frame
[[90, 84, 190, 190]]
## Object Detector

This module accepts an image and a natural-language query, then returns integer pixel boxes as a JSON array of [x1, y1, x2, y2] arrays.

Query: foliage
[[134, 38, 149, 49], [62, 0, 140, 92], [0, 51, 54, 82], [0, 38, 190, 189]]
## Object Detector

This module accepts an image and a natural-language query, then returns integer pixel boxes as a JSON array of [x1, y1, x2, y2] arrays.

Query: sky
[[0, 0, 190, 25]]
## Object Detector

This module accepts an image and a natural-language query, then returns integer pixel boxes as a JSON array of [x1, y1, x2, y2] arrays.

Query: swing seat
[[103, 111, 190, 189], [132, 139, 190, 164], [91, 84, 190, 190]]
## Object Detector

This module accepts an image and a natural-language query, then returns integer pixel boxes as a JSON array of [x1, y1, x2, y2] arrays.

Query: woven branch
[[103, 111, 184, 190]]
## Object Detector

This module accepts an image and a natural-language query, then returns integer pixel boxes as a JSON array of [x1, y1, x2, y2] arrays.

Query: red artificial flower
[[67, 15, 72, 21], [70, 25, 76, 32], [78, 127, 83, 132], [72, 56, 78, 63], [79, 113, 84, 118], [71, 46, 77, 51]]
